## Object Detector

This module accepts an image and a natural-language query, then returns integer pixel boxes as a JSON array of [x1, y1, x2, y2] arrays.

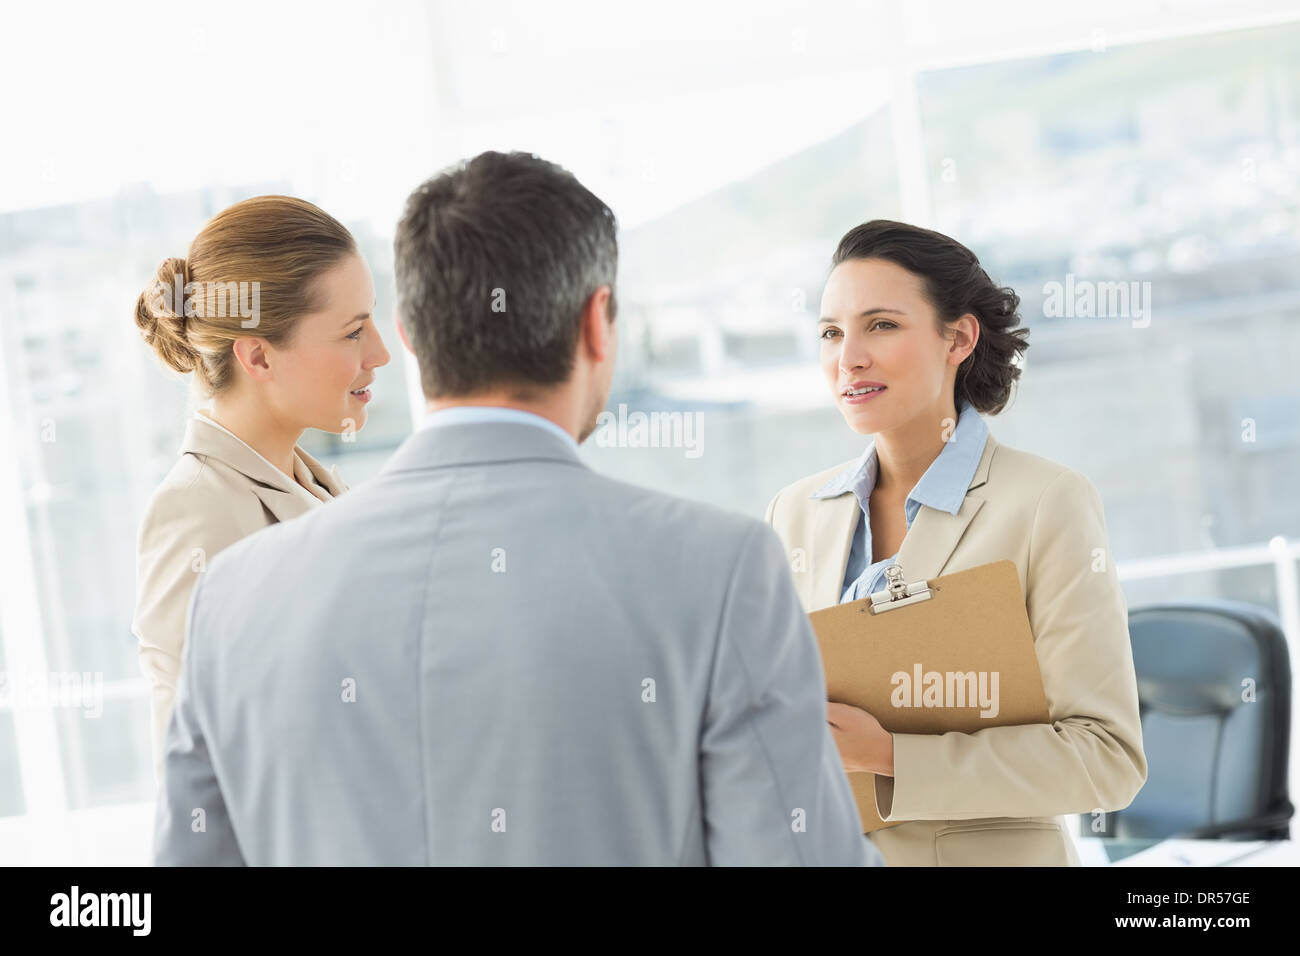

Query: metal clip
[[868, 564, 933, 614]]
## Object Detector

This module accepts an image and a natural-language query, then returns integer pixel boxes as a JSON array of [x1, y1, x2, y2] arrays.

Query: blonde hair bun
[[134, 256, 197, 374]]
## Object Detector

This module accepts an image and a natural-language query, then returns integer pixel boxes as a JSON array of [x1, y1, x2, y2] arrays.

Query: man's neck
[[425, 390, 581, 443]]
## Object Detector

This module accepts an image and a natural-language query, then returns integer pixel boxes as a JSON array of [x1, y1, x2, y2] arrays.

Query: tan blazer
[[764, 430, 1147, 866], [132, 410, 348, 783]]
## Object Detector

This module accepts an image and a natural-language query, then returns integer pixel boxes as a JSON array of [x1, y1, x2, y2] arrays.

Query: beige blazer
[[132, 410, 348, 783], [765, 430, 1147, 866]]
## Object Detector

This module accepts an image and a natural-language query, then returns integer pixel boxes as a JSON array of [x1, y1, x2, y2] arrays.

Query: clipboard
[[808, 559, 1051, 833]]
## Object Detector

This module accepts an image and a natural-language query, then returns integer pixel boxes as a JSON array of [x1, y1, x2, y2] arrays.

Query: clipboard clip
[[868, 564, 933, 614]]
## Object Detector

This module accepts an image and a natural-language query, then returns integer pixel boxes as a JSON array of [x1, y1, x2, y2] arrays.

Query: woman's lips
[[349, 387, 372, 404], [842, 386, 886, 405]]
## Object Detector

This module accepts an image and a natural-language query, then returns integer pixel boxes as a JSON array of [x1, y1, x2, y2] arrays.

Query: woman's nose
[[839, 338, 871, 374], [367, 327, 392, 368]]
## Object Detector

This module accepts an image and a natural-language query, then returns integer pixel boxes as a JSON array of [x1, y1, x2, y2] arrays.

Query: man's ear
[[395, 314, 415, 355], [580, 285, 614, 363]]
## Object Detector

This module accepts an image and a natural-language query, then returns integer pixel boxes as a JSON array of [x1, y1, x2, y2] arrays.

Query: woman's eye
[[820, 328, 841, 340], [346, 327, 363, 340], [872, 321, 896, 331]]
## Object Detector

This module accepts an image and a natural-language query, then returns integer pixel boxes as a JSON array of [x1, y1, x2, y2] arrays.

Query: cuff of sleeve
[[878, 732, 942, 821]]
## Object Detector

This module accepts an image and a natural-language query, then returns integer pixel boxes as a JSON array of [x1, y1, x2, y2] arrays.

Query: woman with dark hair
[[765, 220, 1147, 866]]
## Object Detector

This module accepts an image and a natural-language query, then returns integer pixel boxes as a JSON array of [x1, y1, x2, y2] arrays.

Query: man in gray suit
[[153, 151, 879, 866]]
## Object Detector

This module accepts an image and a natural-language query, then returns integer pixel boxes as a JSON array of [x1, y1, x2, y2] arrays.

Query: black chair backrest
[[1104, 600, 1292, 841]]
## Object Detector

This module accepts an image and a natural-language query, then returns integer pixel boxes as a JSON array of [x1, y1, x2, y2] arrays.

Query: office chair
[[1089, 600, 1293, 841]]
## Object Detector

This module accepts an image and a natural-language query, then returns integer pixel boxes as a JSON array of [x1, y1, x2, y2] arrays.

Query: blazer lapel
[[894, 432, 999, 584], [249, 483, 318, 524], [253, 449, 348, 521], [810, 492, 861, 610], [295, 446, 349, 497], [807, 431, 1001, 607], [183, 413, 342, 524]]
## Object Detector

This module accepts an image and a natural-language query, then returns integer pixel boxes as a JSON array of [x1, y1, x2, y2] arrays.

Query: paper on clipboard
[[808, 559, 1051, 833]]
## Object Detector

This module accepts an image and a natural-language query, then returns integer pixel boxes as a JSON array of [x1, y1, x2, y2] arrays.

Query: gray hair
[[395, 151, 618, 398]]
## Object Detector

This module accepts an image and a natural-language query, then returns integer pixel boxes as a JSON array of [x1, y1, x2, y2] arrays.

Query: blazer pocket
[[933, 821, 1071, 867]]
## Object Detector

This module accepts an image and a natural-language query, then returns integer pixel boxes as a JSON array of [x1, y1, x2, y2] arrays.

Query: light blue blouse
[[809, 398, 989, 603]]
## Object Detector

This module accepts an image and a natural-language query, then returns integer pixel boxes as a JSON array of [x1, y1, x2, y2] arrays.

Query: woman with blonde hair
[[765, 220, 1146, 866], [132, 195, 390, 782]]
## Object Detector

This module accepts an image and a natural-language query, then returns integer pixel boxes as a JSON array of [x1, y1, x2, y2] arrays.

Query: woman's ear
[[948, 313, 980, 364], [231, 336, 273, 381]]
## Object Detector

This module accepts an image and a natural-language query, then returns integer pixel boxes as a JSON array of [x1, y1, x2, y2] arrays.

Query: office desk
[[1077, 837, 1299, 866]]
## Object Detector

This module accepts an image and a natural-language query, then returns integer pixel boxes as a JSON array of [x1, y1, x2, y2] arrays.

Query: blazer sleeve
[[701, 521, 881, 866], [875, 468, 1148, 822], [133, 479, 253, 785], [152, 572, 246, 865]]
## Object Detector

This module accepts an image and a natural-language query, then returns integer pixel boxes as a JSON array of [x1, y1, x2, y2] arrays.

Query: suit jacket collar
[[808, 431, 999, 609], [182, 412, 347, 523], [380, 419, 588, 476]]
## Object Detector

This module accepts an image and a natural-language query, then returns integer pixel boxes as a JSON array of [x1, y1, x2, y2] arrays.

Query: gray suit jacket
[[153, 420, 879, 866]]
